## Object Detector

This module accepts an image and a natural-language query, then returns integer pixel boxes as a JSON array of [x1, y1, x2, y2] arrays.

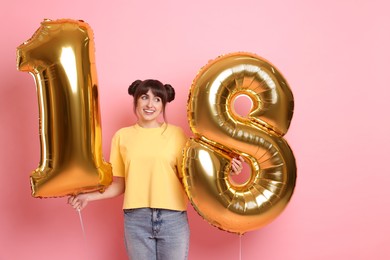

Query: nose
[[147, 98, 154, 107]]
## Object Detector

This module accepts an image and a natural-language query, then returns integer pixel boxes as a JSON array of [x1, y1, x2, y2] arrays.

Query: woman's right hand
[[67, 177, 126, 211], [68, 193, 90, 211]]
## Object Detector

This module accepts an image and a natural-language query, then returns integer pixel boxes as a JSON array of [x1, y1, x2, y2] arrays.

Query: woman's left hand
[[231, 156, 245, 175]]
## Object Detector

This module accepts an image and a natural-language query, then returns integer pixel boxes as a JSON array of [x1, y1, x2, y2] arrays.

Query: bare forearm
[[68, 177, 125, 210], [88, 177, 125, 201]]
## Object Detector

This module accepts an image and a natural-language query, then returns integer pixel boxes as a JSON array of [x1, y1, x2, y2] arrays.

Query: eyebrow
[[142, 93, 161, 99]]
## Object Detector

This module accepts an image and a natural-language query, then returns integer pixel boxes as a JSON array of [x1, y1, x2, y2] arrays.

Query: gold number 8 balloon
[[182, 52, 296, 234], [16, 19, 112, 198]]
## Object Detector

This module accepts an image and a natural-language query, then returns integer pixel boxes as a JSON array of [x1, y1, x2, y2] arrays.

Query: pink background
[[1, 1, 389, 259]]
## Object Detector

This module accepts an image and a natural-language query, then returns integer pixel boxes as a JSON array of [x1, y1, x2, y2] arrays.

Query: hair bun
[[128, 80, 142, 96], [164, 84, 175, 102]]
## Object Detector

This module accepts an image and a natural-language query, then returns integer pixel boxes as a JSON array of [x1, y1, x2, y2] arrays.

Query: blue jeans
[[124, 208, 190, 260]]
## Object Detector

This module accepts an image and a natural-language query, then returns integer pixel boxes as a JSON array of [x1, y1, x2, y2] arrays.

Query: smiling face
[[135, 89, 163, 127]]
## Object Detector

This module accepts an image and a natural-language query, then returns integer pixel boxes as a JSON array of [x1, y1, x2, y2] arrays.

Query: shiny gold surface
[[182, 52, 296, 234], [17, 19, 112, 198]]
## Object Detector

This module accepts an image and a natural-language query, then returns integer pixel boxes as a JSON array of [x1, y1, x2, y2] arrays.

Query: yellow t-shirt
[[110, 123, 188, 211]]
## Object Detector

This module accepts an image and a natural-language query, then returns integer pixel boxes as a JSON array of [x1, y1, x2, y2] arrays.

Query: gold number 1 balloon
[[182, 52, 297, 234], [16, 19, 112, 198]]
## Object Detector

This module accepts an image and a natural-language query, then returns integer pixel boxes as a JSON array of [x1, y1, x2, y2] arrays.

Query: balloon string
[[239, 234, 242, 260], [77, 209, 86, 240]]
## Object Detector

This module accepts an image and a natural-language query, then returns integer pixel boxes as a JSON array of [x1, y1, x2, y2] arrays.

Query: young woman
[[68, 79, 244, 260]]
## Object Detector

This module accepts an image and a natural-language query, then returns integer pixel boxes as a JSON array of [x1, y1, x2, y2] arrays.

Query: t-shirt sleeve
[[110, 131, 125, 177]]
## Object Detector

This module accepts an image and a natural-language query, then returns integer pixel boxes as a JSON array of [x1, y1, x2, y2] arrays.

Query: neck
[[137, 121, 163, 128]]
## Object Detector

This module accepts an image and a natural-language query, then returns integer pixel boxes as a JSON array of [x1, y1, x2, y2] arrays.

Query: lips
[[143, 109, 156, 114]]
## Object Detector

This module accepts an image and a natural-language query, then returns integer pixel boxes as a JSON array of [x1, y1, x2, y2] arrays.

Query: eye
[[141, 95, 148, 100], [154, 97, 162, 102]]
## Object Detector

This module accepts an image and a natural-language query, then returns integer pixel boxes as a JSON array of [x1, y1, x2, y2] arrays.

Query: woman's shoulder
[[165, 124, 187, 147], [113, 125, 136, 136], [166, 123, 185, 134]]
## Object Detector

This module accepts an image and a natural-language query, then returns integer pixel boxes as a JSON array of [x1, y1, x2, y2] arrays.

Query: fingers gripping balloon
[[16, 19, 112, 198], [182, 52, 296, 234]]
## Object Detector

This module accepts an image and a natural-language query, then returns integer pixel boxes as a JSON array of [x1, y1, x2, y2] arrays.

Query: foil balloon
[[182, 52, 296, 234], [16, 19, 112, 198]]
